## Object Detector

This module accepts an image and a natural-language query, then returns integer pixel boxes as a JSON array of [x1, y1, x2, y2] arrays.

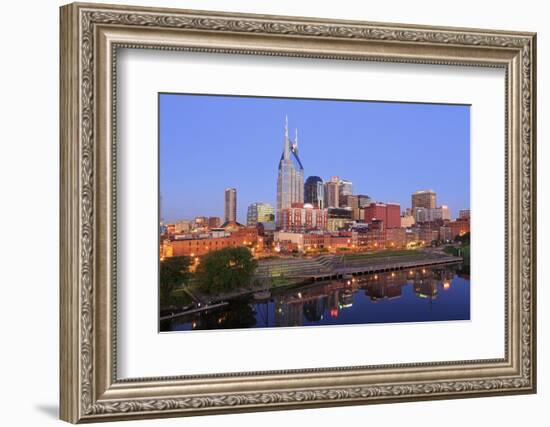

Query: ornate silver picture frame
[[60, 2, 536, 423]]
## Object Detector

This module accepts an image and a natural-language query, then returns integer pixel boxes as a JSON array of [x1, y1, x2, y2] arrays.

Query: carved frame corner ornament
[[60, 2, 536, 423]]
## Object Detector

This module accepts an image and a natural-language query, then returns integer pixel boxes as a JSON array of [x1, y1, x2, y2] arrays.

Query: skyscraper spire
[[277, 115, 304, 229], [285, 114, 288, 137], [283, 114, 290, 160]]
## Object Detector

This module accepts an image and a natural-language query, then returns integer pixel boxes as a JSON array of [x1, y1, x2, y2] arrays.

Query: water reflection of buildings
[[273, 267, 458, 327], [176, 266, 461, 330], [303, 299, 327, 322]]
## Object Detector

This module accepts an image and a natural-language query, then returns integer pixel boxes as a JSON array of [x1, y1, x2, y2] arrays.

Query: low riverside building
[[355, 228, 386, 249], [163, 226, 262, 257], [274, 231, 304, 252], [274, 231, 356, 253], [272, 229, 428, 253], [385, 227, 407, 248], [449, 218, 470, 238], [416, 228, 440, 245]]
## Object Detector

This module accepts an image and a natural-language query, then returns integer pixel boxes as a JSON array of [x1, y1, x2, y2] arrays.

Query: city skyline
[[160, 93, 470, 223]]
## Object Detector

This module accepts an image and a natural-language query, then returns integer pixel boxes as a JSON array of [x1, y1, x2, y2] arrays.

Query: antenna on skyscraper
[[293, 128, 299, 154], [283, 114, 290, 159], [285, 114, 289, 138]]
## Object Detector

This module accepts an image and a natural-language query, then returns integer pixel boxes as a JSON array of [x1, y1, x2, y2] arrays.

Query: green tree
[[160, 256, 191, 306], [196, 247, 258, 293], [454, 231, 470, 245]]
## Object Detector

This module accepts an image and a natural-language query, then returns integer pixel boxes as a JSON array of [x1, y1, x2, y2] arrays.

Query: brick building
[[164, 227, 261, 257], [363, 202, 401, 229], [280, 203, 328, 232]]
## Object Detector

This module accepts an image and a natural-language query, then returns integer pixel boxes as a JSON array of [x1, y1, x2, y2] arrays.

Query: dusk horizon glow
[[160, 93, 470, 224]]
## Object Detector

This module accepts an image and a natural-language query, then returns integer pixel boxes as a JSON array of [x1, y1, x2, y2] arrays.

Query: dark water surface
[[161, 264, 470, 332]]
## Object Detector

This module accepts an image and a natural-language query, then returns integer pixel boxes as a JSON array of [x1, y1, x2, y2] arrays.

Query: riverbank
[[186, 249, 463, 307], [161, 262, 471, 331]]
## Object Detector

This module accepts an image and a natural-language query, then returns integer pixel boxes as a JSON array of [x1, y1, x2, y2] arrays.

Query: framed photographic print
[[60, 2, 537, 423]]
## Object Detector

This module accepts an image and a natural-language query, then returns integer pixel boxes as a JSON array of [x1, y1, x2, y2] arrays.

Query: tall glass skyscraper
[[304, 176, 324, 209], [338, 179, 353, 205], [276, 116, 304, 228]]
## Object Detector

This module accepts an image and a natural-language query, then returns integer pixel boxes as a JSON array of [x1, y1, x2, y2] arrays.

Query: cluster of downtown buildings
[[160, 118, 470, 259]]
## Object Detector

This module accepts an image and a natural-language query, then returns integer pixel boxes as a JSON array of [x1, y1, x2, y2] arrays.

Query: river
[[160, 263, 470, 331]]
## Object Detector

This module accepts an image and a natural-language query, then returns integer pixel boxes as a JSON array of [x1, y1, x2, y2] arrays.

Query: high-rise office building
[[324, 176, 340, 208], [341, 195, 366, 221], [304, 176, 325, 209], [338, 179, 353, 205], [276, 116, 304, 228], [412, 190, 436, 210], [341, 194, 358, 209], [224, 187, 237, 223], [247, 202, 275, 226]]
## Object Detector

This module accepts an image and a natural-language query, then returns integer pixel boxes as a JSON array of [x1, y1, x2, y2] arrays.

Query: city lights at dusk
[[159, 93, 471, 331]]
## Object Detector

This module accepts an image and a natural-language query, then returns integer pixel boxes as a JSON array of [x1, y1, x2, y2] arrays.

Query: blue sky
[[160, 93, 470, 224]]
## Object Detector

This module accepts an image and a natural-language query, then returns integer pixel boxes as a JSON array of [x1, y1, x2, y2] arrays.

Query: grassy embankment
[[183, 249, 439, 304]]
